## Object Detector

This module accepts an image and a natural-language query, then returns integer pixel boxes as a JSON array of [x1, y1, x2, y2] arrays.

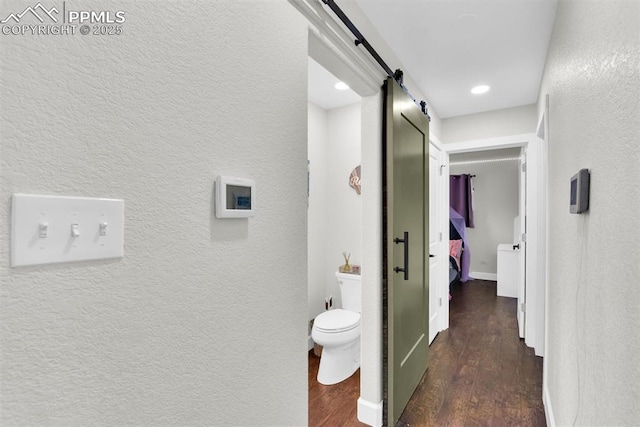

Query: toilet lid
[[314, 309, 360, 333]]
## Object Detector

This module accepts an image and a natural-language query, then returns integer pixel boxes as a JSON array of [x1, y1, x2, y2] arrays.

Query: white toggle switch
[[11, 194, 124, 267], [38, 222, 48, 238]]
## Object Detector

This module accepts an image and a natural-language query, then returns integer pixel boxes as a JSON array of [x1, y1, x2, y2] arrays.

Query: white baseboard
[[357, 397, 382, 427], [543, 386, 556, 427], [308, 335, 314, 351], [470, 271, 497, 281]]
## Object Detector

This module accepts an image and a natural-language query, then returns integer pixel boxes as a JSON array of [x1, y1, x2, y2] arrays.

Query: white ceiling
[[308, 57, 361, 110], [308, 0, 557, 118]]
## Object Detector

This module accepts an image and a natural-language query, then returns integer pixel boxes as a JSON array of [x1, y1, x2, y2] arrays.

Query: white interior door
[[517, 153, 527, 338], [428, 143, 441, 344]]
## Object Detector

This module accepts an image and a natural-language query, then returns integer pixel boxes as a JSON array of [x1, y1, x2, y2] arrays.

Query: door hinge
[[521, 233, 527, 243], [440, 164, 445, 176], [439, 232, 443, 241], [521, 303, 526, 313], [439, 297, 442, 307], [522, 163, 527, 172]]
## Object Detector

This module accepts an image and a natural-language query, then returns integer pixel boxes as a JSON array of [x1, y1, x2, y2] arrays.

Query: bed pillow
[[449, 239, 463, 269]]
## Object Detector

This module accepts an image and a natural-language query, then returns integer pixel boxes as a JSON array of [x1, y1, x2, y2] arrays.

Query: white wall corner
[[543, 386, 556, 427], [357, 397, 383, 427], [470, 271, 498, 281]]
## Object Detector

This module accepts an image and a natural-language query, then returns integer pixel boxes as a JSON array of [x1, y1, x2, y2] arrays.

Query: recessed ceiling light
[[335, 81, 350, 91], [471, 85, 490, 94]]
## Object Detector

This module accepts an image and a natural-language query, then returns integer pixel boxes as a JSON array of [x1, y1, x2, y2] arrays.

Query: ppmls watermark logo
[[1, 2, 126, 36]]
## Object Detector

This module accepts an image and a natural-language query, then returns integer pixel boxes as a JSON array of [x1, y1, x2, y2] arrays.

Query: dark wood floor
[[309, 280, 545, 427], [398, 280, 545, 426], [308, 350, 366, 426]]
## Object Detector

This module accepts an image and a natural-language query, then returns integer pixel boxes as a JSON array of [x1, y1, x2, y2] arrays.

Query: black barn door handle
[[393, 231, 409, 280]]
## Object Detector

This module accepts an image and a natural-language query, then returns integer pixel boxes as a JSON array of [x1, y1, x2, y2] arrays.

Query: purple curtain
[[450, 174, 474, 228], [450, 207, 472, 282]]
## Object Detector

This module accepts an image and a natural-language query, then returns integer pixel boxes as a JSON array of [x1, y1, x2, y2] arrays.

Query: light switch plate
[[11, 194, 124, 267]]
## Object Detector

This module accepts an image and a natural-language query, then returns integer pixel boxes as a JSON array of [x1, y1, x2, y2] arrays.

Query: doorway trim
[[537, 94, 553, 426], [292, 1, 389, 426], [429, 134, 451, 337], [442, 133, 546, 358]]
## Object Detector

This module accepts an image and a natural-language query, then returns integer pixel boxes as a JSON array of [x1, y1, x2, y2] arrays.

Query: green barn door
[[384, 77, 429, 426]]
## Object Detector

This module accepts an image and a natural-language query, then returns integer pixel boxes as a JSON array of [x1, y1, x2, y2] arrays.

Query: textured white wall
[[538, 1, 640, 425], [307, 101, 361, 318], [360, 93, 384, 411], [0, 1, 309, 425], [324, 103, 362, 309], [449, 161, 519, 275], [308, 102, 329, 320], [441, 104, 537, 144]]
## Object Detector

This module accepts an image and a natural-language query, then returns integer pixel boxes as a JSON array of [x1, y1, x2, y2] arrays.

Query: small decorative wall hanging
[[349, 165, 361, 195]]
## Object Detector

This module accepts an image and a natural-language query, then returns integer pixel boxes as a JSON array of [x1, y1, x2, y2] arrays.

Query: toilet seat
[[314, 309, 360, 333]]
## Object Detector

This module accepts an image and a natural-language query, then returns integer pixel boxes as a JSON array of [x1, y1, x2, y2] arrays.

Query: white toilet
[[312, 272, 362, 385]]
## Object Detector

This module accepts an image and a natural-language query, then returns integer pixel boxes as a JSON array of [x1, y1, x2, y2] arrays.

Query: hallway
[[308, 280, 545, 426], [398, 280, 545, 426]]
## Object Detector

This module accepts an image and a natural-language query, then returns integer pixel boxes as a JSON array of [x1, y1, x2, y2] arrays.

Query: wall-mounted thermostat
[[570, 168, 590, 214], [216, 176, 255, 218]]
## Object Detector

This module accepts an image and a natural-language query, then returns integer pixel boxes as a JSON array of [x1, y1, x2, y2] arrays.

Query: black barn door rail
[[321, 0, 431, 119]]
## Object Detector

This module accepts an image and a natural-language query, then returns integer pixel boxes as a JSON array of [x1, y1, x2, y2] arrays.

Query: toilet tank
[[336, 272, 362, 312]]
